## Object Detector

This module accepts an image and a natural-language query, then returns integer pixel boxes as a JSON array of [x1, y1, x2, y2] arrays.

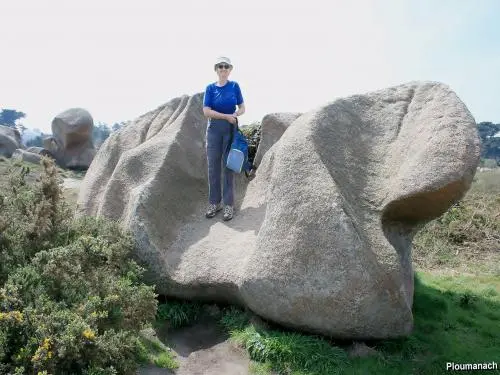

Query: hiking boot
[[205, 203, 222, 218], [223, 205, 233, 221]]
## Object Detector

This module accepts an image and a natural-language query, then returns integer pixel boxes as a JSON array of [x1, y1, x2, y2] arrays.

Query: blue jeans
[[206, 119, 234, 206]]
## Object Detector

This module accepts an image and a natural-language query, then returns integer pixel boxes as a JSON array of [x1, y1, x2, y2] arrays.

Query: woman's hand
[[226, 114, 237, 124]]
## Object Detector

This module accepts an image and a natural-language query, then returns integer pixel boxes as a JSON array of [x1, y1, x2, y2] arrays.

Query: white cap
[[214, 56, 232, 67]]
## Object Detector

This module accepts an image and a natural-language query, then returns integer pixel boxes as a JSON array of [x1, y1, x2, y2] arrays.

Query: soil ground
[[138, 316, 252, 375]]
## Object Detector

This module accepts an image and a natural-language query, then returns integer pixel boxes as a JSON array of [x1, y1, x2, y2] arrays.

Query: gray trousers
[[206, 119, 234, 206]]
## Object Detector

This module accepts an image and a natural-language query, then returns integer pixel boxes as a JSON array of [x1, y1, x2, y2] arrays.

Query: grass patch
[[156, 299, 204, 328], [249, 361, 276, 375], [136, 333, 179, 370], [154, 351, 178, 368], [471, 168, 500, 194], [371, 272, 500, 374], [220, 307, 349, 375], [222, 272, 500, 375]]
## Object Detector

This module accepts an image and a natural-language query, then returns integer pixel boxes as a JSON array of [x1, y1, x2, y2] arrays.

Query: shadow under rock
[[159, 316, 229, 358]]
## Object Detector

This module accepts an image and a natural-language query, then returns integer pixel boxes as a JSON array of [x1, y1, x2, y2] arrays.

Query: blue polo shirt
[[203, 81, 244, 115]]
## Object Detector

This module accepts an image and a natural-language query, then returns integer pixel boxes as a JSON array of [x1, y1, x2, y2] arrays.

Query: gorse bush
[[0, 157, 159, 375], [0, 160, 72, 283]]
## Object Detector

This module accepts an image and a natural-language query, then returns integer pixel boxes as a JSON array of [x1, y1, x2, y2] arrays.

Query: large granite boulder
[[77, 82, 480, 339], [77, 94, 212, 241], [0, 125, 22, 157], [253, 112, 302, 167], [45, 108, 96, 169]]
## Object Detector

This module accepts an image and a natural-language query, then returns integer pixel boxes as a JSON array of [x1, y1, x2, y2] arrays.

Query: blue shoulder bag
[[226, 118, 253, 177]]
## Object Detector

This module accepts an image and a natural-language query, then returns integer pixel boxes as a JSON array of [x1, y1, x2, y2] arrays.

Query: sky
[[1, 0, 499, 134]]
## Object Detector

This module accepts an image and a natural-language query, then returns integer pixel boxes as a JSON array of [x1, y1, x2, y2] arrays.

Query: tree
[[0, 109, 26, 128], [477, 122, 500, 139], [92, 122, 111, 148], [477, 122, 500, 165], [16, 123, 27, 135], [26, 135, 44, 148]]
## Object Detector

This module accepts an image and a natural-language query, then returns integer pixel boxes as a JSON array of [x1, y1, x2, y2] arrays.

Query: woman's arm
[[203, 107, 233, 120], [235, 103, 245, 116]]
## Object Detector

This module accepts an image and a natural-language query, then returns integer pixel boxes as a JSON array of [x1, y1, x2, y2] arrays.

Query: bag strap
[[226, 117, 237, 156], [229, 117, 238, 146]]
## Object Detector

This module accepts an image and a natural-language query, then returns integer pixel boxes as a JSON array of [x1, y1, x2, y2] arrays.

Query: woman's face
[[216, 63, 232, 80]]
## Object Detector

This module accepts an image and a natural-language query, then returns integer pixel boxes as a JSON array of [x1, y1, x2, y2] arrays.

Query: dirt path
[[138, 317, 251, 375], [62, 177, 83, 189]]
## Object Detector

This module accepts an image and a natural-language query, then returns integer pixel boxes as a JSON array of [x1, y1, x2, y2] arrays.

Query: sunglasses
[[217, 64, 231, 69]]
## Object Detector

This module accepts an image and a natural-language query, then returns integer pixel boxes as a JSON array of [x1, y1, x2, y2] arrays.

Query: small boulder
[[46, 108, 96, 169], [253, 112, 302, 167], [26, 146, 53, 158], [0, 125, 23, 157], [11, 149, 43, 165]]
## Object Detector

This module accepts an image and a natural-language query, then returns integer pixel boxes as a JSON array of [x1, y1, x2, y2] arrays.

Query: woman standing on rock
[[203, 56, 245, 221]]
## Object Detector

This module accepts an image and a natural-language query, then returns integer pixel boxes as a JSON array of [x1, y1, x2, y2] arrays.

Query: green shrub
[[153, 352, 178, 369], [156, 300, 203, 328], [0, 158, 159, 374], [0, 158, 72, 284], [240, 122, 261, 166]]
